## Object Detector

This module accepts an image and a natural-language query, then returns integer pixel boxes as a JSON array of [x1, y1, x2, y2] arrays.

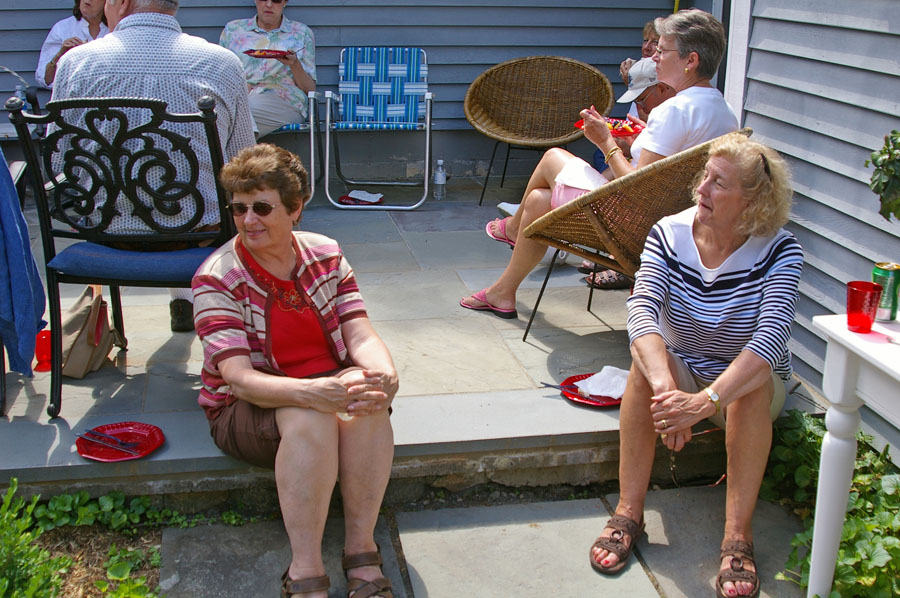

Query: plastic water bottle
[[433, 159, 446, 201], [14, 85, 28, 110]]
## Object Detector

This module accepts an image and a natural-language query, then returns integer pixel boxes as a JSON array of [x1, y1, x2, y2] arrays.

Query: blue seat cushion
[[48, 241, 216, 283]]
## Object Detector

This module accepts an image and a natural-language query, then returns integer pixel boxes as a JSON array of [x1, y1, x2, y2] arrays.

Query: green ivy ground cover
[[761, 410, 899, 598]]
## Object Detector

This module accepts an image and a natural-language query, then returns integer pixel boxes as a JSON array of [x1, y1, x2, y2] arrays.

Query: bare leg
[[464, 186, 554, 311], [492, 147, 574, 240], [719, 380, 773, 597], [591, 360, 659, 568], [275, 407, 340, 598], [338, 410, 394, 595]]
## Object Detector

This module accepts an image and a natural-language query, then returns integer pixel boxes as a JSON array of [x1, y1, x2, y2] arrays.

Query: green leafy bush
[[866, 129, 900, 221], [0, 478, 72, 597], [763, 410, 899, 597]]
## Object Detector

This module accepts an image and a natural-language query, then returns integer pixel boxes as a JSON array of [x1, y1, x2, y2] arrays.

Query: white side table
[[807, 314, 900, 598]]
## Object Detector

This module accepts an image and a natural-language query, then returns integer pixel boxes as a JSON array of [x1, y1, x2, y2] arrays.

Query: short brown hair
[[219, 144, 310, 212], [695, 132, 793, 238], [642, 20, 658, 41]]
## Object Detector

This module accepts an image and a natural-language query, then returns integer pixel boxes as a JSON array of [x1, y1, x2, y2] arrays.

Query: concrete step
[[2, 387, 727, 505]]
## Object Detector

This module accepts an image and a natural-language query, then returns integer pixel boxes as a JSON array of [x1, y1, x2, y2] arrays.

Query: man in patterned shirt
[[220, 0, 316, 138], [51, 0, 256, 331]]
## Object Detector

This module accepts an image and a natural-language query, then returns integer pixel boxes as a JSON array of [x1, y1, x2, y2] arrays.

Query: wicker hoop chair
[[520, 128, 753, 340], [464, 55, 614, 204]]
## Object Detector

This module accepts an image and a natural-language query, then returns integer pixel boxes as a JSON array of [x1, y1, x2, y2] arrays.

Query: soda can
[[872, 262, 900, 321]]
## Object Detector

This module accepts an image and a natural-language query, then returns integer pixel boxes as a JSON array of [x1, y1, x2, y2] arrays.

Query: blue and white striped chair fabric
[[324, 47, 433, 210], [335, 46, 428, 130]]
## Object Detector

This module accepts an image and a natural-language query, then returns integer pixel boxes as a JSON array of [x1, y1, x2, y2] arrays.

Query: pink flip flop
[[459, 289, 518, 319], [485, 218, 516, 249]]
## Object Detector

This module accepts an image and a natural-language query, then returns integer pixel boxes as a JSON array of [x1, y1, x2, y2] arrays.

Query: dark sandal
[[577, 260, 597, 274], [584, 269, 632, 290], [716, 540, 760, 598], [589, 513, 645, 575], [281, 569, 330, 597], [342, 545, 393, 598]]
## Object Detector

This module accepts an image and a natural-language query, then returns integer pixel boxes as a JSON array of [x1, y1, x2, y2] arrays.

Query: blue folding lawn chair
[[268, 90, 321, 204], [323, 47, 433, 210]]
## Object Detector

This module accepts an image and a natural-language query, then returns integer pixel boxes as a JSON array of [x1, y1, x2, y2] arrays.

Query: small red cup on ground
[[846, 281, 883, 333], [34, 330, 52, 372]]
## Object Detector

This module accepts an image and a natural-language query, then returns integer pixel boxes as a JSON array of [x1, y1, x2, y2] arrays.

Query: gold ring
[[661, 419, 668, 429], [661, 433, 668, 440]]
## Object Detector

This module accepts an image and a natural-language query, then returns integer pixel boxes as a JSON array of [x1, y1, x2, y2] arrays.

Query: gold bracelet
[[604, 146, 622, 163]]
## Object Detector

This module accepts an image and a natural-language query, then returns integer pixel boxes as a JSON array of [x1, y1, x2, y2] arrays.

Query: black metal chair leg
[[523, 249, 560, 342], [587, 263, 599, 312], [499, 143, 512, 188], [478, 140, 503, 206], [109, 285, 125, 345], [47, 275, 62, 418]]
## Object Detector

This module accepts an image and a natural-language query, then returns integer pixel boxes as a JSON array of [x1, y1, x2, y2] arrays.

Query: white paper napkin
[[574, 365, 629, 398], [347, 190, 384, 203]]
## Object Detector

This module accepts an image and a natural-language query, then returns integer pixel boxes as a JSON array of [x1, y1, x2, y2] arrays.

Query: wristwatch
[[704, 387, 720, 415], [49, 57, 58, 67]]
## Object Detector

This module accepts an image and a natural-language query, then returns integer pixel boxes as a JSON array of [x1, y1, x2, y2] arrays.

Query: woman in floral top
[[220, 0, 316, 137]]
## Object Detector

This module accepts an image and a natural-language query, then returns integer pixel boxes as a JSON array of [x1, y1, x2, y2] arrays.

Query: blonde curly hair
[[694, 133, 793, 238]]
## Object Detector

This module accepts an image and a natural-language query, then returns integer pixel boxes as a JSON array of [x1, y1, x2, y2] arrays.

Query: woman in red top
[[193, 144, 397, 598]]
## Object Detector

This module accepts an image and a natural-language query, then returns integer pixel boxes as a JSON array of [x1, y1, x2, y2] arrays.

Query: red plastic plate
[[243, 49, 290, 59], [338, 194, 383, 205], [573, 117, 644, 137], [559, 373, 622, 408], [606, 117, 644, 137], [76, 422, 165, 462]]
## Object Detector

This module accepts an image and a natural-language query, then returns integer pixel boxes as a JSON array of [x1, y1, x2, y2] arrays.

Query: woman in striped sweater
[[192, 144, 397, 598], [589, 133, 803, 598]]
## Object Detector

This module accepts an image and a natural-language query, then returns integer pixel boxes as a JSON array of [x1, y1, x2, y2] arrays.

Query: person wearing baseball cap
[[466, 9, 738, 316]]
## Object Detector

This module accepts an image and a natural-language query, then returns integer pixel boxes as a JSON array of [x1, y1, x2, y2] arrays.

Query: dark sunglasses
[[226, 201, 276, 216]]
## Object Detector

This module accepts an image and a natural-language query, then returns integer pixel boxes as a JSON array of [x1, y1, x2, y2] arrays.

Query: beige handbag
[[60, 285, 127, 379]]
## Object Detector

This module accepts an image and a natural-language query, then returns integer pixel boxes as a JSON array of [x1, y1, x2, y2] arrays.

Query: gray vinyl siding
[[2, 1, 675, 130], [741, 0, 900, 391]]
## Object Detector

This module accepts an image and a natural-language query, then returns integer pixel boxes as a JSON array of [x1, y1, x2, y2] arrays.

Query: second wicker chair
[[464, 55, 613, 205]]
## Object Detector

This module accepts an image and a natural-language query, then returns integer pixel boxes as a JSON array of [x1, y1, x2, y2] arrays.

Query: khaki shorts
[[668, 352, 786, 429], [207, 367, 392, 469], [209, 398, 281, 469], [207, 367, 343, 469]]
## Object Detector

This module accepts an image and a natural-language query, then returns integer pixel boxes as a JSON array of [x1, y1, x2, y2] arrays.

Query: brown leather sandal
[[716, 540, 760, 598], [589, 513, 645, 575], [342, 544, 393, 598], [280, 569, 330, 597]]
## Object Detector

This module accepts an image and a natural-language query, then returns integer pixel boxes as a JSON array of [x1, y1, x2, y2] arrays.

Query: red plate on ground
[[243, 49, 290, 59], [559, 373, 622, 408], [76, 422, 165, 462]]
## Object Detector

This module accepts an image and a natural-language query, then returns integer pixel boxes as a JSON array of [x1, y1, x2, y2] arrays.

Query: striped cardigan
[[626, 207, 804, 382], [192, 232, 367, 419]]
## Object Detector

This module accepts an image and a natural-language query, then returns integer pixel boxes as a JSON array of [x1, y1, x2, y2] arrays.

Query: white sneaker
[[497, 202, 520, 218]]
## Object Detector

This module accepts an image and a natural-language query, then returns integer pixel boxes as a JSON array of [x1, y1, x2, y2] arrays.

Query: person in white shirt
[[463, 9, 738, 318], [36, 0, 109, 87]]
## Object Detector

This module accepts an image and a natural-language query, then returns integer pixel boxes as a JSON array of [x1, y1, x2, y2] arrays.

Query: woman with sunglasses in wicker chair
[[192, 144, 397, 598], [465, 9, 738, 317]]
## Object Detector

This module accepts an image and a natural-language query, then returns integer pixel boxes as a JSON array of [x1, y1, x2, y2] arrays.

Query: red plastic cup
[[846, 281, 883, 333], [34, 330, 52, 372]]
